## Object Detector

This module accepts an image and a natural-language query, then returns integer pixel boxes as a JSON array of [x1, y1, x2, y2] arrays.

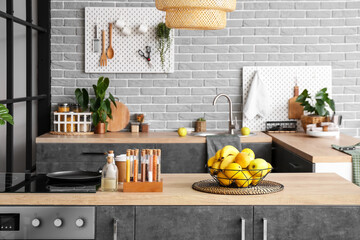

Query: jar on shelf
[[131, 122, 140, 133], [58, 103, 70, 113], [141, 123, 150, 132]]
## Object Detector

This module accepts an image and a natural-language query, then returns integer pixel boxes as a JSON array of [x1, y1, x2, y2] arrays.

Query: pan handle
[[82, 151, 107, 155]]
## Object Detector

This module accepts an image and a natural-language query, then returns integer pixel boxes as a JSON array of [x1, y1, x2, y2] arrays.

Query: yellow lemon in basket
[[217, 172, 232, 186], [266, 162, 273, 175], [248, 158, 268, 177], [234, 170, 252, 188], [251, 176, 261, 186], [224, 163, 242, 180], [210, 161, 221, 175], [235, 152, 253, 169], [241, 148, 255, 160]]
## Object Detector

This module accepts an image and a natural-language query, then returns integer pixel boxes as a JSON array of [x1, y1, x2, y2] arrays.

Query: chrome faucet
[[213, 93, 236, 135]]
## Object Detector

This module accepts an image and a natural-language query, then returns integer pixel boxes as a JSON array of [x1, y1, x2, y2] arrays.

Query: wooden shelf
[[36, 131, 272, 144]]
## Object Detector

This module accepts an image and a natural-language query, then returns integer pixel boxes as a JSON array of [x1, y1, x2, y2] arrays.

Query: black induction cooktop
[[0, 173, 100, 193]]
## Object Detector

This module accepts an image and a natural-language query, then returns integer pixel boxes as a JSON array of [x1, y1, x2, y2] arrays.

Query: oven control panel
[[0, 207, 95, 239]]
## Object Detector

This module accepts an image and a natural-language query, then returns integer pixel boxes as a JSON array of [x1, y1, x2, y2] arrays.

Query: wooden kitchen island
[[268, 132, 359, 181], [1, 173, 360, 240]]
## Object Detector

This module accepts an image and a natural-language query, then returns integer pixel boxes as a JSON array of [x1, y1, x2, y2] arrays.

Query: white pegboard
[[242, 66, 332, 131], [85, 7, 174, 73]]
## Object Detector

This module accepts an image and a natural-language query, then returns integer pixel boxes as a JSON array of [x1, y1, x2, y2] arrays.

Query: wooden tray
[[123, 179, 163, 192]]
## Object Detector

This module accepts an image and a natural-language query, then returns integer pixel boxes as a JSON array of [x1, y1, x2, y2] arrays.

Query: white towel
[[243, 71, 271, 120]]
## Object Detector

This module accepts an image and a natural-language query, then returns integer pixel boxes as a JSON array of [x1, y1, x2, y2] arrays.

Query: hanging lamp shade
[[155, 0, 236, 30]]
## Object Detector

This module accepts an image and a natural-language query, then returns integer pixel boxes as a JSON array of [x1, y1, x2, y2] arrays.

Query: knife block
[[123, 179, 163, 192]]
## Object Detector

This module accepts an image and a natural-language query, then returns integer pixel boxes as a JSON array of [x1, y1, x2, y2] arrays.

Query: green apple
[[241, 127, 250, 136], [248, 158, 268, 177], [177, 127, 187, 137]]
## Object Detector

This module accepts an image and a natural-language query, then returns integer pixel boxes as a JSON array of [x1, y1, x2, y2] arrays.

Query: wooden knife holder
[[123, 179, 163, 192]]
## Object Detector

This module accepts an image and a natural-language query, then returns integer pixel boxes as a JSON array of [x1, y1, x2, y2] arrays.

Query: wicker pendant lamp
[[155, 0, 236, 30]]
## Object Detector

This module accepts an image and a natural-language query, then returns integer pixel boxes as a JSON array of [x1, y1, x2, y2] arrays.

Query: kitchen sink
[[191, 131, 256, 137]]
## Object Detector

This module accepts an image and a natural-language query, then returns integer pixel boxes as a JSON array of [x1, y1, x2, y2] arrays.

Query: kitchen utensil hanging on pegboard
[[242, 66, 332, 131], [85, 7, 174, 73]]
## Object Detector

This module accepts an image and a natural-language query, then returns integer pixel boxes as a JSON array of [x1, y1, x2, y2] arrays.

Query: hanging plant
[[155, 22, 171, 71]]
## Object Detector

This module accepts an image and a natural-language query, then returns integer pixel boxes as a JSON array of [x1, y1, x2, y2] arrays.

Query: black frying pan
[[46, 171, 101, 182]]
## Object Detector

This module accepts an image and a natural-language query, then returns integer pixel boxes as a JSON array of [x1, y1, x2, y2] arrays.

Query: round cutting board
[[107, 101, 130, 132]]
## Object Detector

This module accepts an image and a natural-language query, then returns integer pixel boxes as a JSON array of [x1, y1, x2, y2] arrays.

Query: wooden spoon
[[107, 23, 114, 59]]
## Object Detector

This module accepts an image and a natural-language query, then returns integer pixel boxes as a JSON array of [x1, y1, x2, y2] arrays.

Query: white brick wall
[[50, 0, 360, 136]]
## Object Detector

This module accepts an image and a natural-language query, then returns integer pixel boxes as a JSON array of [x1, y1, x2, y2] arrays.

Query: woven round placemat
[[192, 179, 284, 195]]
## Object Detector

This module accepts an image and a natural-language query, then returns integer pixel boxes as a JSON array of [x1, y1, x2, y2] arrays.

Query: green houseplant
[[296, 88, 335, 131], [75, 77, 116, 134], [156, 22, 171, 71], [0, 104, 14, 125]]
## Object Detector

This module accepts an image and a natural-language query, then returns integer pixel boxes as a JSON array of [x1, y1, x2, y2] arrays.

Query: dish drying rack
[[53, 112, 92, 134]]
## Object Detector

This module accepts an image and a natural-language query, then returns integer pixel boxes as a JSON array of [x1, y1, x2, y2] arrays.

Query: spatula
[[107, 23, 114, 59]]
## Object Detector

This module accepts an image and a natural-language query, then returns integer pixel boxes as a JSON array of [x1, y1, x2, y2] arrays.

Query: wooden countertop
[[268, 132, 359, 163], [36, 131, 272, 144], [1, 173, 360, 206]]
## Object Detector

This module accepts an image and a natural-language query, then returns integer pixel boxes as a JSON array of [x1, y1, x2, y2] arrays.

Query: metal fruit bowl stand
[[208, 167, 273, 188]]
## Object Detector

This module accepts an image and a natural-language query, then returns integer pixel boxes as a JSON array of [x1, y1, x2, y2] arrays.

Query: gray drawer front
[[272, 142, 314, 172], [36, 143, 155, 173], [155, 143, 207, 173], [136, 206, 253, 240]]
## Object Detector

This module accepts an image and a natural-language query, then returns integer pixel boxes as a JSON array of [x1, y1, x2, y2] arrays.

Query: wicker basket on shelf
[[155, 0, 236, 30]]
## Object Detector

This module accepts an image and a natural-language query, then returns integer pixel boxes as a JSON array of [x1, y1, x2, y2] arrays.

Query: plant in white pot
[[0, 104, 14, 126], [295, 88, 335, 132]]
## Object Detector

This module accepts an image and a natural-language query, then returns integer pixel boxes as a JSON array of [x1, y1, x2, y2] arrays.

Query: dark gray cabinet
[[135, 206, 253, 240], [253, 206, 360, 240], [36, 142, 272, 174], [272, 142, 314, 173], [155, 143, 207, 173], [96, 206, 135, 240]]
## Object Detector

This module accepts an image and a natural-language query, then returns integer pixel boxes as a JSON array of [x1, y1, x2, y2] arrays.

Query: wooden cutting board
[[288, 85, 304, 119], [107, 101, 130, 132]]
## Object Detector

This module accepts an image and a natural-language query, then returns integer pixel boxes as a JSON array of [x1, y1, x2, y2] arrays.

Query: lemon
[[235, 152, 253, 169], [241, 148, 255, 160], [248, 158, 268, 177], [177, 127, 187, 137], [241, 127, 250, 136], [266, 162, 273, 175], [224, 163, 242, 180], [217, 172, 232, 186], [210, 161, 221, 175], [234, 170, 252, 188], [251, 176, 261, 186]]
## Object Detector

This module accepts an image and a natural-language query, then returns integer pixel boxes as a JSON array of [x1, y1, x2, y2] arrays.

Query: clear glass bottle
[[100, 156, 118, 192]]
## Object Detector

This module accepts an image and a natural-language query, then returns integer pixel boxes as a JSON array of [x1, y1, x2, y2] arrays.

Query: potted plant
[[156, 22, 171, 71], [75, 77, 116, 134], [0, 104, 14, 125], [296, 88, 335, 132], [195, 118, 206, 132]]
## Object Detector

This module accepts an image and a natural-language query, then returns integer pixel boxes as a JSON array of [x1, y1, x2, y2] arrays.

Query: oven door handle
[[113, 218, 118, 240]]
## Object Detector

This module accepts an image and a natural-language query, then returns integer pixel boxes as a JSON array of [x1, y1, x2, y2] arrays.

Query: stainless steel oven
[[0, 206, 95, 239]]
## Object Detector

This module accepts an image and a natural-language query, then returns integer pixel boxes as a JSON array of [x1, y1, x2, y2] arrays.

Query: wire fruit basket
[[208, 167, 273, 188]]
